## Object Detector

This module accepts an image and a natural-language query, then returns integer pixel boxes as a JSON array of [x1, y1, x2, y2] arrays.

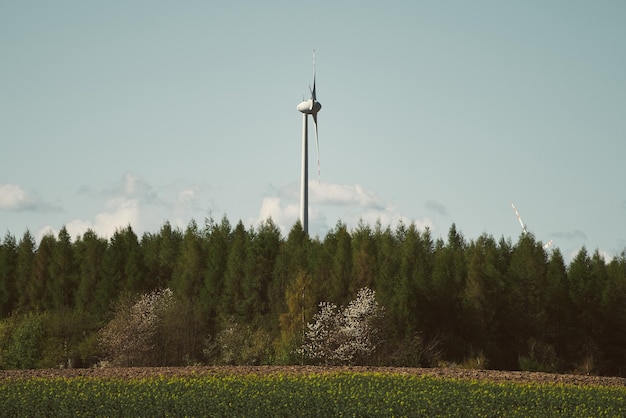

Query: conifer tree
[[31, 233, 56, 311], [14, 230, 35, 312], [170, 220, 207, 360], [245, 219, 281, 326], [351, 220, 377, 293], [0, 232, 17, 317], [48, 226, 77, 309], [270, 222, 309, 320], [327, 221, 352, 305], [201, 216, 231, 334], [221, 221, 249, 322], [74, 229, 108, 315]]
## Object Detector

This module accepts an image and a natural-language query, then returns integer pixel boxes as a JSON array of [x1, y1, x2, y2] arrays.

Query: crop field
[[1, 367, 625, 417]]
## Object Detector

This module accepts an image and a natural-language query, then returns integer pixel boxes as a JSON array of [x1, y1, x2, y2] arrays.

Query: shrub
[[300, 287, 385, 365], [99, 288, 174, 366], [2, 312, 46, 369]]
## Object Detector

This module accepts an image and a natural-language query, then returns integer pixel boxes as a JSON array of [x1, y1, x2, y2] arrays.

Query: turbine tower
[[296, 51, 321, 235]]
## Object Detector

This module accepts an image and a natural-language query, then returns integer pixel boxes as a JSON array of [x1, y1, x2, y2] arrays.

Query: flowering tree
[[99, 288, 174, 366], [300, 287, 385, 365]]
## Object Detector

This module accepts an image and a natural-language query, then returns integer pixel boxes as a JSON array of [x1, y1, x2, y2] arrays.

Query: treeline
[[0, 217, 625, 375]]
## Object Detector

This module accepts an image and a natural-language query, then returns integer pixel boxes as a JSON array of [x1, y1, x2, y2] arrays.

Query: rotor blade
[[313, 113, 320, 184], [511, 203, 527, 234], [312, 49, 317, 101]]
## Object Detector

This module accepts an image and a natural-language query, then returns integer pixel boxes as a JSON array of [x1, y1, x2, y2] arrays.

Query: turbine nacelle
[[297, 99, 322, 114]]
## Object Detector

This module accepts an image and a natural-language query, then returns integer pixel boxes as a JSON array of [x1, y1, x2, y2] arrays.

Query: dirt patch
[[1, 366, 625, 387]]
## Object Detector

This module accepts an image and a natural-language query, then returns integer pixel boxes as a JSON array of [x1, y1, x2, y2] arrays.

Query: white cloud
[[310, 182, 385, 209], [38, 174, 174, 241], [40, 197, 141, 241], [171, 188, 197, 229], [122, 173, 157, 201], [0, 184, 57, 211], [256, 181, 434, 237]]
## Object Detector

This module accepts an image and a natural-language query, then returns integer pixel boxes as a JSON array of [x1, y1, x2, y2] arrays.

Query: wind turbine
[[296, 51, 322, 235], [511, 203, 553, 249]]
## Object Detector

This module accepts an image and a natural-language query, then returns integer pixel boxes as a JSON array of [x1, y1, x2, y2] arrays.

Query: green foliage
[[1, 218, 626, 374], [1, 312, 46, 369], [519, 338, 561, 373], [1, 372, 626, 417], [0, 232, 17, 317], [209, 317, 272, 365]]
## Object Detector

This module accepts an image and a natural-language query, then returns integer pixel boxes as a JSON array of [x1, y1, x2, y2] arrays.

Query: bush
[[99, 288, 175, 366], [300, 287, 385, 365], [206, 318, 272, 365], [519, 339, 561, 373], [1, 312, 46, 369]]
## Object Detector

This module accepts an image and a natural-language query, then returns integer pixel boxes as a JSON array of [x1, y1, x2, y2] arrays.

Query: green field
[[1, 372, 625, 417]]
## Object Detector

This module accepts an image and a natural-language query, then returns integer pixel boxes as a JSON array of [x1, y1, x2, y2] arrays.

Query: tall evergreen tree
[[201, 216, 231, 334], [220, 221, 249, 322], [372, 223, 399, 323], [429, 224, 467, 360], [140, 222, 182, 291], [567, 247, 605, 372], [245, 219, 281, 326], [0, 232, 18, 317], [543, 248, 573, 368], [601, 252, 626, 374], [170, 220, 207, 360], [393, 223, 432, 338], [48, 226, 77, 309], [351, 220, 377, 292], [74, 229, 108, 315], [15, 230, 36, 312], [96, 226, 144, 317], [31, 233, 56, 311], [462, 234, 505, 366], [270, 222, 309, 320], [506, 233, 549, 358], [326, 221, 353, 305]]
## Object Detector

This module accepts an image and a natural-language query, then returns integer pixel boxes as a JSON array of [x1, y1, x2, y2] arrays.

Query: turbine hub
[[297, 100, 322, 114]]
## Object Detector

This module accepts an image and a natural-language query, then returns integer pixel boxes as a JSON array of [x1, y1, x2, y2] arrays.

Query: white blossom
[[99, 288, 174, 366], [299, 287, 385, 365]]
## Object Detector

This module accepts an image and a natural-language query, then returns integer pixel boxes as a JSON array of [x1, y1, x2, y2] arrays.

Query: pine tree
[[270, 222, 309, 321], [351, 220, 377, 293], [245, 219, 281, 325], [74, 229, 108, 315], [48, 226, 77, 309], [200, 216, 231, 335], [15, 231, 36, 312], [221, 221, 249, 322], [170, 220, 207, 361], [326, 221, 352, 305], [462, 234, 506, 367], [0, 233, 17, 317], [32, 233, 56, 311], [428, 224, 467, 360], [140, 222, 182, 291]]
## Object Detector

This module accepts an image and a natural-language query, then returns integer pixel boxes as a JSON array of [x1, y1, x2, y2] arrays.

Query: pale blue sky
[[2, 1, 625, 261]]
